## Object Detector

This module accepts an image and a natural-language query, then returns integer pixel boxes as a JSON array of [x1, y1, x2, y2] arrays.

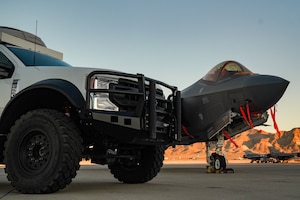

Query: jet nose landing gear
[[206, 134, 234, 173], [210, 153, 226, 171], [207, 153, 232, 173]]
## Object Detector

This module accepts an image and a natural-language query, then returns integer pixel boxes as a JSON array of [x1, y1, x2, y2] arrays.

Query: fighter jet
[[242, 145, 270, 163], [243, 146, 300, 164], [243, 153, 270, 163], [268, 153, 295, 163], [267, 146, 299, 163], [179, 60, 289, 171]]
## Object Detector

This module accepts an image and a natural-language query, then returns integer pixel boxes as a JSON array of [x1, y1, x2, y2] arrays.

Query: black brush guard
[[86, 71, 181, 143]]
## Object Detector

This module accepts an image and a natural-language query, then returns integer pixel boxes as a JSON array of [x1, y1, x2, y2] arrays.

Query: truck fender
[[29, 79, 86, 108], [0, 79, 85, 134]]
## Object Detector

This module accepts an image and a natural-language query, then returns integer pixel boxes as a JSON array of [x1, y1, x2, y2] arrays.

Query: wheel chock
[[206, 166, 215, 173], [206, 166, 234, 173]]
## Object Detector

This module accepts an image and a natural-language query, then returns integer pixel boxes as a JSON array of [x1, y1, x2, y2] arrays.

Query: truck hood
[[14, 66, 120, 100]]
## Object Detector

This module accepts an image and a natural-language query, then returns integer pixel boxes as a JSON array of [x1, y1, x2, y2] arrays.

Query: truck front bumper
[[82, 71, 181, 144]]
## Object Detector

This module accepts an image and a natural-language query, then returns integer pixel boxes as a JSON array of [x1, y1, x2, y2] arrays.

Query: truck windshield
[[8, 46, 71, 67]]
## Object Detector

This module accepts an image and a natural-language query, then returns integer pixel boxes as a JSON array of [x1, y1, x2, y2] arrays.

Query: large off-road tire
[[4, 109, 82, 193], [108, 145, 164, 183]]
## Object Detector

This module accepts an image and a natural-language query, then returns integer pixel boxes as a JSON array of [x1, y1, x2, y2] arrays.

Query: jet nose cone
[[244, 75, 289, 112]]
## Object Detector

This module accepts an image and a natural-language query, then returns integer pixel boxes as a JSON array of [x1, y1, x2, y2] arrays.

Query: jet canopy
[[202, 61, 253, 82]]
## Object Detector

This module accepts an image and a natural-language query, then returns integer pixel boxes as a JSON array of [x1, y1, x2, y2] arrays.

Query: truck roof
[[0, 26, 63, 60], [0, 26, 46, 47]]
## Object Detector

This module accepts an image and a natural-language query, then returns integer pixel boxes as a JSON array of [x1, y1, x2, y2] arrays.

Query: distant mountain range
[[165, 128, 300, 160]]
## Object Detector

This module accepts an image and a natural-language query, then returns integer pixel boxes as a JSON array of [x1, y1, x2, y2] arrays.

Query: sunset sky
[[1, 0, 299, 132]]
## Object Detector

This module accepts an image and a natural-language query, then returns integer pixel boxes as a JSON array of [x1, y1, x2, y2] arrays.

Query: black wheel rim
[[214, 158, 221, 170], [120, 151, 139, 169], [19, 130, 51, 174]]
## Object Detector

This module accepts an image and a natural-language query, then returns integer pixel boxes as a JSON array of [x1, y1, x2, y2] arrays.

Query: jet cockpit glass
[[202, 61, 253, 82]]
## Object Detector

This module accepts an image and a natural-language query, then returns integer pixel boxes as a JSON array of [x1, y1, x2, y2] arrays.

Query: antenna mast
[[33, 20, 38, 65]]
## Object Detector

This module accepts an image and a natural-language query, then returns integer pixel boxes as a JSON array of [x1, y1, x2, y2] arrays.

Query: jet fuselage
[[180, 61, 289, 143]]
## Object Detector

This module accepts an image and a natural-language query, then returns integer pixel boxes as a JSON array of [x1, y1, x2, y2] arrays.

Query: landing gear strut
[[206, 134, 234, 173]]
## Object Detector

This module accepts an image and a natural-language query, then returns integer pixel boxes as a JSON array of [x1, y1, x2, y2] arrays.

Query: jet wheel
[[211, 153, 226, 170]]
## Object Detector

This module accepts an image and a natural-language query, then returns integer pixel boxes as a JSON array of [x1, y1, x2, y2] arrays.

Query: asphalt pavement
[[1, 162, 300, 200]]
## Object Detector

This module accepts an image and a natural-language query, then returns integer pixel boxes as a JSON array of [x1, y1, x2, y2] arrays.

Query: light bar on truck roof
[[0, 31, 63, 60]]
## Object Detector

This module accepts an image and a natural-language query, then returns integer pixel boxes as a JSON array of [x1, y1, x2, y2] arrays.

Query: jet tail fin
[[242, 145, 253, 155], [267, 143, 279, 154]]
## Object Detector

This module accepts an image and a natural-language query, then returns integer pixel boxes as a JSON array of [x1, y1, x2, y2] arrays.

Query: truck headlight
[[90, 76, 119, 111]]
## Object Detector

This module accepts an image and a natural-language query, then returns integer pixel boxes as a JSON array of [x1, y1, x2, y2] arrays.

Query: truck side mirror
[[0, 51, 15, 79], [0, 63, 14, 79]]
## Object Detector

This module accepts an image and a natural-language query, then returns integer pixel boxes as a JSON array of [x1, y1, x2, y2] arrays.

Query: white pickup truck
[[0, 27, 181, 193]]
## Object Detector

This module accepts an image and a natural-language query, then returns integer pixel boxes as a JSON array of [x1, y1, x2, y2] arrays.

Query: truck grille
[[86, 71, 181, 141]]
